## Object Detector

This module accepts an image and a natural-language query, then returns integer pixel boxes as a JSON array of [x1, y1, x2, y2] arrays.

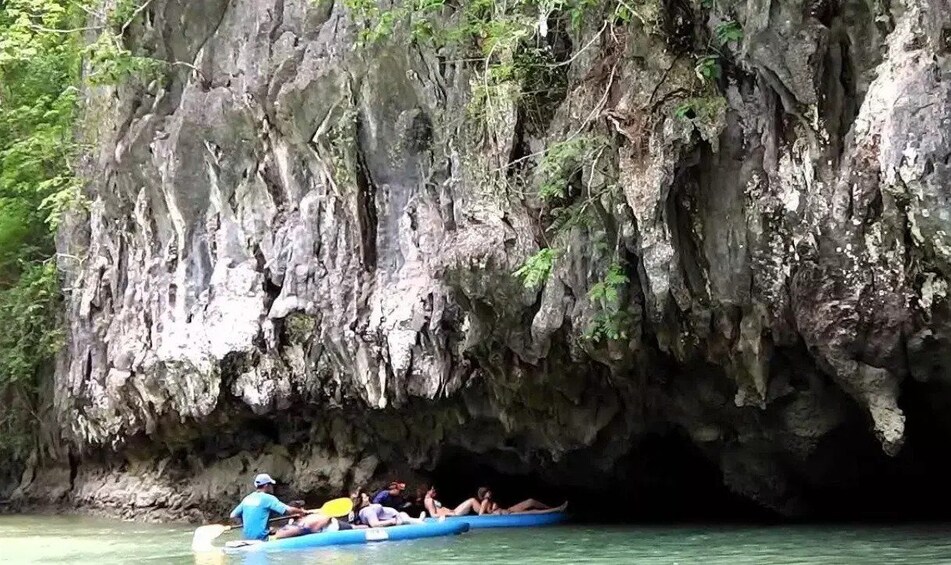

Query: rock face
[[19, 0, 951, 519]]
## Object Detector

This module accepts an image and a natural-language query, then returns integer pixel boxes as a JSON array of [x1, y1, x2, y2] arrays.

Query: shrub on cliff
[[0, 0, 82, 471]]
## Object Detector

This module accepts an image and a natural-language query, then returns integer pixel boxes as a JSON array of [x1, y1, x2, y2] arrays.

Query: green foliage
[[514, 247, 556, 290], [715, 20, 743, 45], [694, 54, 721, 82], [0, 262, 63, 383], [538, 136, 609, 201], [0, 0, 86, 467], [0, 261, 62, 461], [585, 262, 631, 342], [340, 0, 595, 129], [84, 32, 166, 86], [108, 0, 140, 31]]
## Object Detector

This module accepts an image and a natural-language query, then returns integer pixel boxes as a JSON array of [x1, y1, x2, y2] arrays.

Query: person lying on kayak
[[422, 485, 482, 517], [266, 500, 348, 539], [475, 486, 568, 515], [372, 481, 410, 510], [352, 488, 427, 527], [229, 473, 307, 541]]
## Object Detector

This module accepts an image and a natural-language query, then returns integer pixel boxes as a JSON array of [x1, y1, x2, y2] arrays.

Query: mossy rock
[[284, 313, 317, 344]]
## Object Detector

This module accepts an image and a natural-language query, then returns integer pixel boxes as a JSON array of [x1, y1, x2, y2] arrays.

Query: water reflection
[[4, 517, 951, 564]]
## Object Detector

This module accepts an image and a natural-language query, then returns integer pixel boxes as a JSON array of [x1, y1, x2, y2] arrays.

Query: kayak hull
[[222, 521, 469, 553], [427, 511, 567, 529]]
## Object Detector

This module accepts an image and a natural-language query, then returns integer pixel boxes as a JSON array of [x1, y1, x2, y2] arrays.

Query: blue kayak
[[222, 521, 469, 553], [427, 512, 567, 529]]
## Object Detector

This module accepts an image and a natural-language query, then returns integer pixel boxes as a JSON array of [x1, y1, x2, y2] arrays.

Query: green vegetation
[[515, 130, 633, 342], [0, 0, 159, 470], [514, 247, 557, 290], [714, 20, 743, 45], [585, 262, 631, 341], [0, 0, 86, 465]]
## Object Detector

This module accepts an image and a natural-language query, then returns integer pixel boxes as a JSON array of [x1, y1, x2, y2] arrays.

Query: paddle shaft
[[228, 510, 310, 531]]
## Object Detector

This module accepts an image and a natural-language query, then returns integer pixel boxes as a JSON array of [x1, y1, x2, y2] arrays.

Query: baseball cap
[[254, 473, 277, 487]]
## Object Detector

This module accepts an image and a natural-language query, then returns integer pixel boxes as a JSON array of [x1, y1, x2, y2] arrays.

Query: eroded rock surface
[[19, 0, 951, 518]]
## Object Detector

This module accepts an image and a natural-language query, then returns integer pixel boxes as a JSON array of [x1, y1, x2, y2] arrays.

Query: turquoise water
[[2, 515, 951, 563]]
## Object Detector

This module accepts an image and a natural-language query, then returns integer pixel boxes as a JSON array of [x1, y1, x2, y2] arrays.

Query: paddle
[[191, 497, 353, 551]]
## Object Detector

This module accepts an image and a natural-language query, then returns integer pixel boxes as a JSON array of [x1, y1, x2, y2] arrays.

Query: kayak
[[221, 521, 469, 553], [427, 512, 567, 529]]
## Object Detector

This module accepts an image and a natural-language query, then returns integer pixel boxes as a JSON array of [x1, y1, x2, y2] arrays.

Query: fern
[[694, 54, 721, 82], [715, 20, 743, 45], [585, 263, 631, 342], [514, 248, 556, 290]]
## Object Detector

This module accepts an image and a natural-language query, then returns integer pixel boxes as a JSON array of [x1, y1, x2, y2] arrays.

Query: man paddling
[[230, 473, 306, 541]]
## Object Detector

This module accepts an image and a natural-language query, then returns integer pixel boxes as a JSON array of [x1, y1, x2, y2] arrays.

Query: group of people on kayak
[[229, 473, 567, 541]]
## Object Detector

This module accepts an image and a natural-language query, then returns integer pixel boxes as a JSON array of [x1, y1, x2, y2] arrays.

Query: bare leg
[[505, 499, 569, 514], [395, 512, 425, 525], [451, 498, 481, 516], [273, 514, 331, 539]]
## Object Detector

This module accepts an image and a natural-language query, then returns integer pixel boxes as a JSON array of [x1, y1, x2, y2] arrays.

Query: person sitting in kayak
[[475, 486, 568, 515], [371, 481, 410, 510], [229, 473, 307, 541], [352, 487, 427, 527], [422, 485, 482, 517]]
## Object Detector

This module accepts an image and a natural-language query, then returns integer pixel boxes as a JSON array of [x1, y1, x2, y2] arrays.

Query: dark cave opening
[[427, 429, 776, 525], [798, 376, 951, 522], [417, 376, 951, 525]]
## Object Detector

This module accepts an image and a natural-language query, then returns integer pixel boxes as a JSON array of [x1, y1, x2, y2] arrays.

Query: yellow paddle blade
[[315, 497, 353, 518], [191, 524, 229, 552]]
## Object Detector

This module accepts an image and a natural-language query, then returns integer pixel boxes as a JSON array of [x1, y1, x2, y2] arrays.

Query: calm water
[[2, 515, 951, 564]]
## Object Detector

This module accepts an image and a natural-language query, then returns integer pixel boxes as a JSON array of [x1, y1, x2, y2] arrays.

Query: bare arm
[[424, 497, 438, 517], [366, 515, 398, 527]]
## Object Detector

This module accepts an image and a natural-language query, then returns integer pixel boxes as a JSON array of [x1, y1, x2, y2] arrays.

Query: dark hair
[[351, 487, 369, 511], [477, 487, 491, 501]]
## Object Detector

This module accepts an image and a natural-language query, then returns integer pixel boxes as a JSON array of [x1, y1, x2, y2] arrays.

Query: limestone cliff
[[17, 0, 951, 520]]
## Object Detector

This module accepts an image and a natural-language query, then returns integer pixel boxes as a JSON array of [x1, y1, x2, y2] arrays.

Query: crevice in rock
[[67, 449, 79, 493], [354, 117, 379, 272], [259, 159, 287, 214], [661, 0, 696, 55], [255, 244, 282, 314], [667, 148, 710, 302], [517, 12, 571, 136]]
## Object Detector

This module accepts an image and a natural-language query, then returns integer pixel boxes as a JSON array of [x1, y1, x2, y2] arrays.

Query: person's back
[[230, 473, 304, 541], [231, 491, 288, 540]]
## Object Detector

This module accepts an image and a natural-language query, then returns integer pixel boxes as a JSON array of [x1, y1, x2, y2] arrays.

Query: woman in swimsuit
[[422, 485, 482, 517], [273, 499, 349, 539], [476, 486, 568, 515], [351, 488, 427, 527]]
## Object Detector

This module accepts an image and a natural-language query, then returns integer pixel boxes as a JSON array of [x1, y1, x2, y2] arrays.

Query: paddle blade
[[192, 524, 229, 552], [318, 497, 353, 518]]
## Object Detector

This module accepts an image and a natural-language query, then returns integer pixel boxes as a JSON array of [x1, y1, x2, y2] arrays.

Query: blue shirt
[[372, 490, 399, 506], [229, 491, 290, 540]]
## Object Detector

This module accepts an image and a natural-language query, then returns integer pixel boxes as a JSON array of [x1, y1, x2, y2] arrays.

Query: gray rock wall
[[23, 0, 951, 519]]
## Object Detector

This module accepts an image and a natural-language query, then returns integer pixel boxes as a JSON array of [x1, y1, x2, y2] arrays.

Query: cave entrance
[[799, 376, 951, 522], [428, 429, 773, 524]]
